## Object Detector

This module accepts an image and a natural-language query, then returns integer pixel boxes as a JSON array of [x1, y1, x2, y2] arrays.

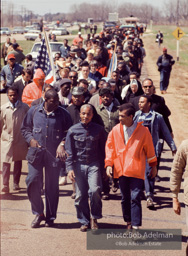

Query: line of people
[[0, 26, 179, 233]]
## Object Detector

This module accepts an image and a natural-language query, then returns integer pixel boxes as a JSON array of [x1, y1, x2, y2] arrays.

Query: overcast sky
[[2, 0, 166, 15]]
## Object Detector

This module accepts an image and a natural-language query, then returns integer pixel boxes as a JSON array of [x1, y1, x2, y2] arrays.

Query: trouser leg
[[2, 162, 11, 186], [88, 163, 102, 219], [119, 176, 131, 223], [13, 161, 22, 185], [185, 205, 188, 235], [75, 164, 90, 225], [160, 71, 165, 91], [130, 177, 144, 227], [44, 156, 60, 221], [26, 161, 44, 215], [144, 163, 155, 198], [102, 176, 110, 194], [163, 71, 170, 91]]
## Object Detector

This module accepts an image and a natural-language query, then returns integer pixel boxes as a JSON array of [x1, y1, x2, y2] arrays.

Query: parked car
[[51, 27, 69, 35], [120, 24, 137, 34], [27, 41, 64, 61], [103, 22, 117, 30], [12, 26, 25, 34], [24, 30, 41, 40], [63, 23, 71, 27], [0, 27, 11, 36], [24, 25, 35, 33]]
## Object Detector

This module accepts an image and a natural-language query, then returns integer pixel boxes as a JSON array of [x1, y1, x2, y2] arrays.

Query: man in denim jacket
[[0, 54, 24, 93], [65, 104, 106, 232], [21, 89, 72, 228], [134, 95, 177, 208]]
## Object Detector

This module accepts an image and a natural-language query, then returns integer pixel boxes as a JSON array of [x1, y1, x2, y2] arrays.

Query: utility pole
[[11, 3, 14, 28], [21, 6, 23, 26], [176, 0, 179, 26], [176, 0, 180, 61]]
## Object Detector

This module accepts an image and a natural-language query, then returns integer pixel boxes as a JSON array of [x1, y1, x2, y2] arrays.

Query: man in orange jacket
[[105, 103, 157, 229], [22, 68, 45, 107]]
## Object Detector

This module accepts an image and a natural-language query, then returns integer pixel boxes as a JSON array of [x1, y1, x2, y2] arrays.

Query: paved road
[[0, 55, 187, 256]]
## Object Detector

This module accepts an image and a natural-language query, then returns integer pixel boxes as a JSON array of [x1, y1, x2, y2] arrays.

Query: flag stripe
[[34, 37, 54, 84]]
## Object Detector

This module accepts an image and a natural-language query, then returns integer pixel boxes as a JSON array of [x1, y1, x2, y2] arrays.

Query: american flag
[[34, 37, 54, 84]]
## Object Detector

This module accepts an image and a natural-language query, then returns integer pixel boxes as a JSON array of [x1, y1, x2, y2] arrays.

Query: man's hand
[[68, 170, 75, 182], [106, 166, 113, 178], [30, 139, 41, 148], [171, 132, 174, 139], [56, 144, 67, 162], [173, 198, 181, 215], [149, 166, 157, 179], [1, 81, 6, 88]]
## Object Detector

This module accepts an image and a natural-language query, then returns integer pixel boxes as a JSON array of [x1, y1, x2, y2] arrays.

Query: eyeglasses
[[143, 85, 152, 88], [69, 76, 77, 78]]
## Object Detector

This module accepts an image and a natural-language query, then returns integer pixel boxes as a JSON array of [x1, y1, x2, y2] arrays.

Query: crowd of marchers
[[0, 25, 187, 239]]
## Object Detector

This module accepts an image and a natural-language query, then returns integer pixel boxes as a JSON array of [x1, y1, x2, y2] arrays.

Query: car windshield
[[50, 43, 63, 51], [32, 43, 62, 52]]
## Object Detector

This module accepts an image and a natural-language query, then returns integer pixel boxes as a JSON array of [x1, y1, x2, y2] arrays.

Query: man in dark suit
[[31, 84, 53, 107], [13, 69, 32, 101]]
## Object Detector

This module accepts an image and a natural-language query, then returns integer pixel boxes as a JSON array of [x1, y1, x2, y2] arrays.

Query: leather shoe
[[80, 224, 89, 232], [31, 214, 45, 228], [45, 220, 54, 227], [2, 186, 9, 193], [90, 218, 98, 230], [147, 197, 154, 209], [13, 184, 20, 191], [127, 222, 132, 230]]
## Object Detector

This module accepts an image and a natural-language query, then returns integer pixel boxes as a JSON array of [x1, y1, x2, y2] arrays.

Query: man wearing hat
[[96, 87, 119, 133], [8, 43, 25, 65], [0, 54, 24, 93], [156, 48, 175, 94], [73, 32, 83, 46], [67, 87, 85, 124], [67, 86, 102, 125], [54, 78, 72, 106], [96, 87, 120, 200]]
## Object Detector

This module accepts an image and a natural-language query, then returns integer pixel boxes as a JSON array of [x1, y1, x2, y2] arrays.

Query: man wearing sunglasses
[[68, 71, 78, 88], [131, 78, 173, 136]]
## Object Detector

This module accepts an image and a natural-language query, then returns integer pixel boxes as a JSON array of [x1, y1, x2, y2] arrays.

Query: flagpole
[[43, 29, 56, 82], [110, 41, 117, 78]]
